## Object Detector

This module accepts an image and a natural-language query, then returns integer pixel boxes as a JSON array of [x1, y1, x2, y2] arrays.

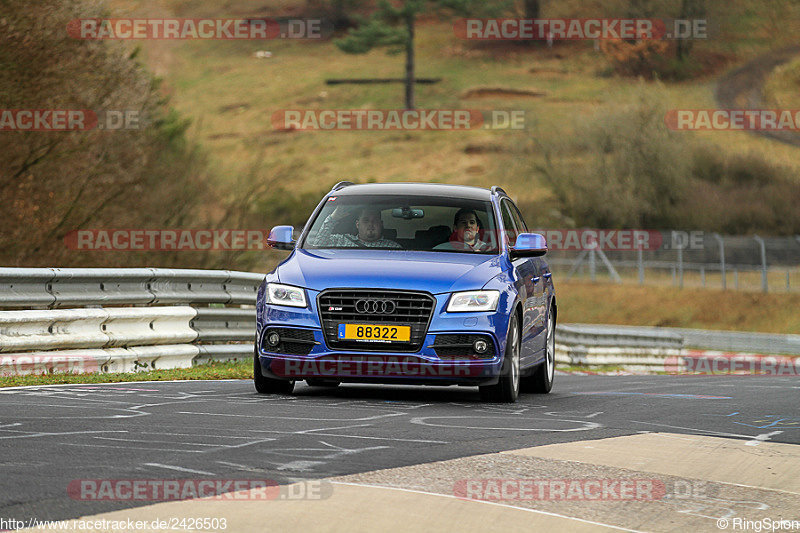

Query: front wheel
[[521, 305, 555, 394], [253, 350, 295, 394], [479, 314, 520, 403]]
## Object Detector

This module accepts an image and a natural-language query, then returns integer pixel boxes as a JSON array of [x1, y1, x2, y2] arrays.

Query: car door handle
[[543, 273, 552, 279]]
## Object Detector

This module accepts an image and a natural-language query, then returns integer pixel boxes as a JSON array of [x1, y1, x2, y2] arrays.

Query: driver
[[311, 206, 401, 248]]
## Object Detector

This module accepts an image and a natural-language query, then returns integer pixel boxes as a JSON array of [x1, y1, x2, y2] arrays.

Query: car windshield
[[301, 194, 499, 254]]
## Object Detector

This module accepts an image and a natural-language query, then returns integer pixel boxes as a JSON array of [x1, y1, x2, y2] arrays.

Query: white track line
[[330, 482, 644, 532], [144, 463, 215, 475]]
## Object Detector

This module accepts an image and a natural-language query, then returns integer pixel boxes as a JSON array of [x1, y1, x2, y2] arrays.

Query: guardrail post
[[700, 266, 705, 287], [713, 233, 726, 290], [754, 235, 767, 293], [637, 247, 644, 285], [673, 231, 684, 289], [734, 269, 739, 290], [787, 271, 791, 293]]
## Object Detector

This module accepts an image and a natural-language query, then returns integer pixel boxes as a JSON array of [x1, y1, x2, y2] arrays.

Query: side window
[[500, 200, 519, 246], [509, 202, 528, 233]]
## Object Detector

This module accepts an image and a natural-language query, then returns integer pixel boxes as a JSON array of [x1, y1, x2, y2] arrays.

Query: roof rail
[[490, 186, 508, 196], [331, 181, 354, 191]]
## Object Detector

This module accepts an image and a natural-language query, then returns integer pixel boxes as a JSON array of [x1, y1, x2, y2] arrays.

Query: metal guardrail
[[0, 268, 264, 376], [0, 307, 197, 352], [555, 323, 800, 370], [560, 324, 800, 356], [192, 308, 256, 343], [0, 267, 263, 308], [557, 324, 683, 349], [555, 324, 683, 369]]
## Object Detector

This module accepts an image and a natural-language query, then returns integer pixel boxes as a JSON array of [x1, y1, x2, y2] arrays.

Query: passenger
[[311, 206, 401, 248], [434, 208, 493, 252]]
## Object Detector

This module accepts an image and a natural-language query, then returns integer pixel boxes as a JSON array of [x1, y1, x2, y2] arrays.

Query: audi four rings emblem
[[355, 299, 396, 314]]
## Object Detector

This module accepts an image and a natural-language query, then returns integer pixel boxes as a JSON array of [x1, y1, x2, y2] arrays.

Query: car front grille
[[318, 289, 436, 352]]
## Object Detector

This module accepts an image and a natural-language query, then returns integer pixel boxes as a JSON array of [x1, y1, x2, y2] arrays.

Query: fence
[[545, 232, 800, 293]]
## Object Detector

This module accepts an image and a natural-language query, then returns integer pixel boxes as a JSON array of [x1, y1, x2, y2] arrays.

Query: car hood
[[277, 248, 504, 294]]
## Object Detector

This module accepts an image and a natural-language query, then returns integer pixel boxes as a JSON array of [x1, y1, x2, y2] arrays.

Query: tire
[[306, 379, 340, 388], [479, 313, 520, 403], [253, 350, 295, 394], [521, 304, 555, 394]]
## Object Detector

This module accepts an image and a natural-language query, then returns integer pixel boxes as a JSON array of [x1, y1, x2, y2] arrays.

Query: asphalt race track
[[1, 373, 798, 525]]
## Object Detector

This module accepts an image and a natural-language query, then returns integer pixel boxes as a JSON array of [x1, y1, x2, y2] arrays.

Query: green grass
[[764, 56, 800, 108], [557, 280, 800, 333], [0, 360, 252, 388]]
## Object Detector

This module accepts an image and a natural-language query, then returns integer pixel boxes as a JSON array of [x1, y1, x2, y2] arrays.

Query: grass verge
[[0, 360, 252, 388], [557, 281, 800, 333]]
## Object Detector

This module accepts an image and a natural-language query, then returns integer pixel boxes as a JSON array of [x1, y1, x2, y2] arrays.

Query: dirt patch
[[715, 45, 800, 147], [206, 132, 243, 140], [464, 143, 506, 154], [529, 67, 568, 75], [218, 102, 251, 114], [546, 97, 603, 105], [461, 87, 546, 99]]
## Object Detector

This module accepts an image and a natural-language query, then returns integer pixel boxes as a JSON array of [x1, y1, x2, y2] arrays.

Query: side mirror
[[510, 233, 547, 258], [267, 225, 295, 250]]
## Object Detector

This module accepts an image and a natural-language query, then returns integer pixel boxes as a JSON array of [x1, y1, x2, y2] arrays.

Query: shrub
[[533, 85, 800, 234]]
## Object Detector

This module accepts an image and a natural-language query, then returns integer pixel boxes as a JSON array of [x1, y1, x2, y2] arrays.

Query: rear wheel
[[253, 350, 295, 394], [479, 314, 520, 403], [522, 305, 555, 394]]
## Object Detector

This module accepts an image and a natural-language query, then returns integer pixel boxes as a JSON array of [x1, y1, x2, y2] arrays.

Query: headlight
[[446, 290, 500, 312], [266, 283, 307, 308]]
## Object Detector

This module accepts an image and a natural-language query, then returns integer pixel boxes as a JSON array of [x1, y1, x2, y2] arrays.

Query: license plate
[[338, 324, 411, 342]]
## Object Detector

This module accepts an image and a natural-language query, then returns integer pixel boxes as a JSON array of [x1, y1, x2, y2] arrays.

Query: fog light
[[473, 339, 488, 354], [267, 332, 281, 347]]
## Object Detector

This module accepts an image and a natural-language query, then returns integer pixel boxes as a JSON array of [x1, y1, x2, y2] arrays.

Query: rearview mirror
[[267, 225, 295, 250], [391, 207, 424, 219], [510, 233, 547, 258]]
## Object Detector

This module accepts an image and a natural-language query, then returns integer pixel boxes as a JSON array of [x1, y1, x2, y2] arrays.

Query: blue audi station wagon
[[256, 182, 556, 402]]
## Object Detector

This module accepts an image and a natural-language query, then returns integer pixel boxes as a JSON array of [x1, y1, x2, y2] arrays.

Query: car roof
[[330, 182, 497, 201]]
